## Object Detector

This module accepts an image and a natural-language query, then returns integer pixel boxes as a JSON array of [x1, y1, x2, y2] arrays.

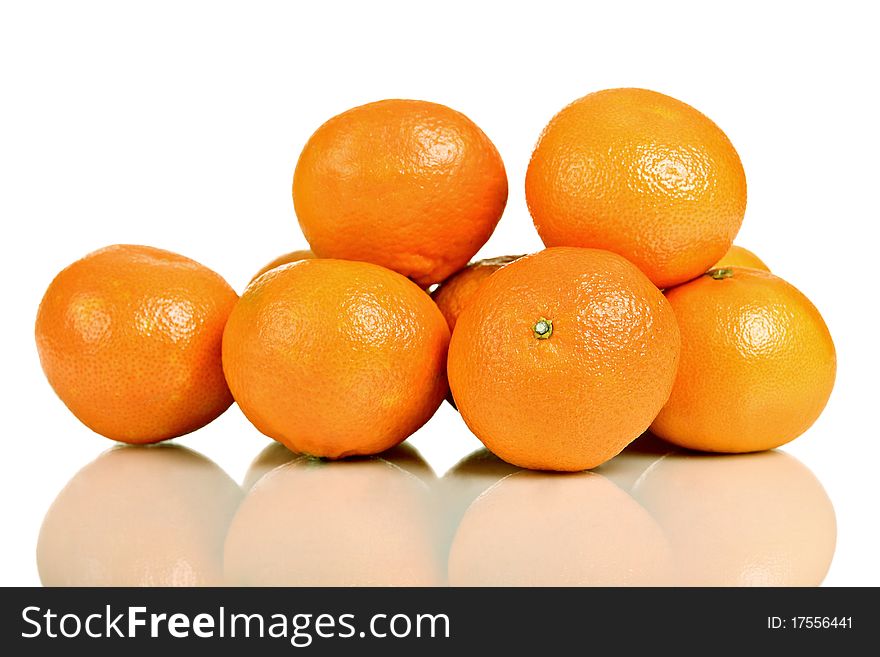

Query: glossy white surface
[[33, 434, 838, 587]]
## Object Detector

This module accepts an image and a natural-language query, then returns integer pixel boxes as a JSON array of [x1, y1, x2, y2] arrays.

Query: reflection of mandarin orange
[[293, 99, 508, 286], [249, 249, 314, 284], [37, 445, 242, 586], [594, 433, 674, 492], [632, 450, 836, 586], [712, 245, 769, 271], [448, 247, 680, 471], [435, 449, 522, 565], [652, 267, 836, 452], [241, 440, 435, 491], [224, 456, 442, 586], [240, 442, 299, 491], [432, 255, 521, 332], [526, 88, 747, 288], [35, 245, 237, 443], [448, 470, 673, 586], [222, 259, 449, 458]]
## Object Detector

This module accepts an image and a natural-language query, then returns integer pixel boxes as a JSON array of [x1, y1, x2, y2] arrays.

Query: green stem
[[708, 268, 734, 280], [533, 318, 553, 340]]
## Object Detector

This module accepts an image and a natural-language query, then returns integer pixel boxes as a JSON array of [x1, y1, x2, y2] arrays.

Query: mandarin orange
[[222, 259, 449, 458], [526, 88, 747, 288], [651, 267, 835, 451], [249, 248, 314, 283], [712, 244, 769, 271], [447, 247, 680, 471], [35, 245, 237, 443], [293, 99, 508, 286], [432, 255, 521, 333]]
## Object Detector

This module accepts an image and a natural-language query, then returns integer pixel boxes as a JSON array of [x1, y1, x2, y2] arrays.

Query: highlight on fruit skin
[[222, 258, 450, 459], [447, 246, 681, 472], [249, 248, 314, 284], [526, 87, 747, 289], [651, 266, 836, 452], [293, 98, 509, 287], [712, 244, 769, 272], [35, 244, 238, 444]]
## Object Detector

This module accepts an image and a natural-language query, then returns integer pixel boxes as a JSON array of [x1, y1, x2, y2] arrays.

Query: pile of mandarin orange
[[36, 89, 835, 471]]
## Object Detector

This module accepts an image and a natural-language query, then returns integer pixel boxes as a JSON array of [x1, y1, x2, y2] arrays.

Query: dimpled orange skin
[[712, 244, 769, 271], [526, 88, 747, 289], [293, 99, 508, 287], [651, 267, 836, 452], [222, 259, 450, 458], [447, 247, 681, 471], [249, 249, 314, 284], [35, 245, 238, 443], [431, 255, 521, 332]]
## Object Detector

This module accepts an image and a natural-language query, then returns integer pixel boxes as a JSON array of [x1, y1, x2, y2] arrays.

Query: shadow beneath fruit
[[439, 440, 836, 586], [225, 445, 443, 586], [37, 444, 243, 586]]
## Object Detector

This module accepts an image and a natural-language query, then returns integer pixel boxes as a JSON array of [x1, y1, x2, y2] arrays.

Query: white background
[[1, 0, 878, 586]]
